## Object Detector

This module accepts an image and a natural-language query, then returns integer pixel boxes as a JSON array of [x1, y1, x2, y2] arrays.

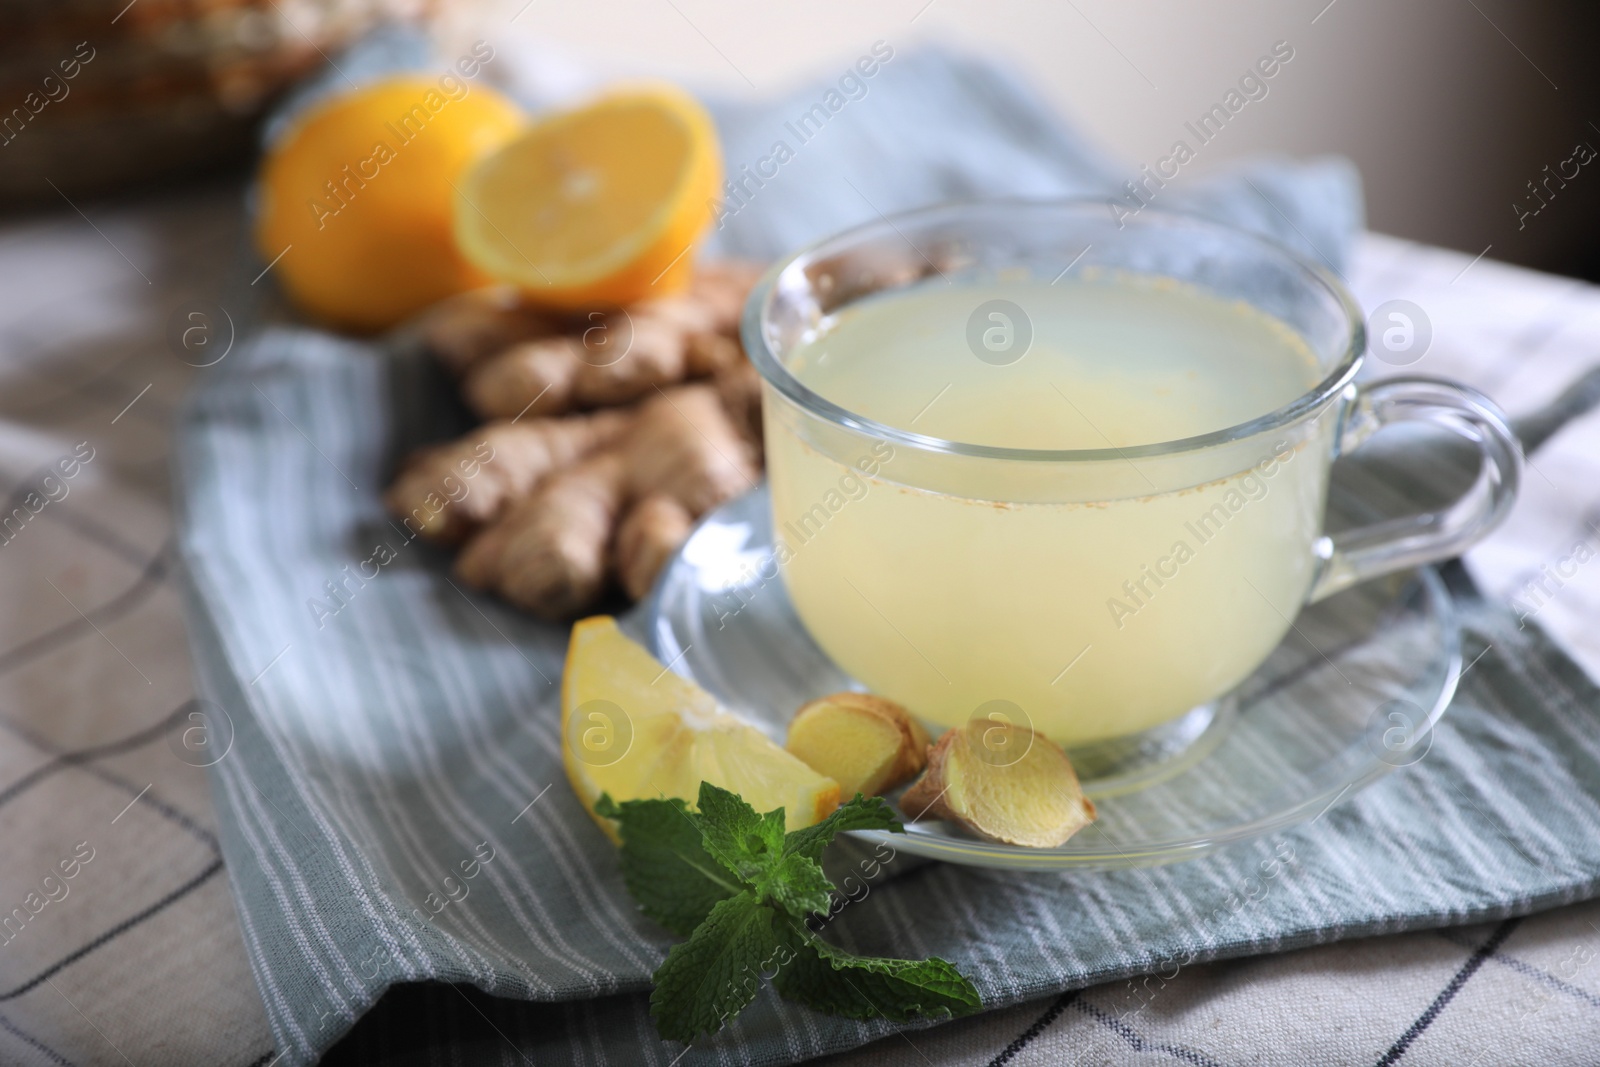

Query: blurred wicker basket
[[0, 0, 435, 205]]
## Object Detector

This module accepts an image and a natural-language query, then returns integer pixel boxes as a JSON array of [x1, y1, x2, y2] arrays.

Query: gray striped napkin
[[174, 45, 1600, 1066]]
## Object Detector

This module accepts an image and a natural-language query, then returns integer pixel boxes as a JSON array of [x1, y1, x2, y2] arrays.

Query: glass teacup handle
[[1308, 377, 1524, 603]]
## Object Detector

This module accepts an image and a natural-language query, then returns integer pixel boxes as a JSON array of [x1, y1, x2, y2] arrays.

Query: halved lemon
[[454, 85, 722, 308], [562, 617, 840, 839]]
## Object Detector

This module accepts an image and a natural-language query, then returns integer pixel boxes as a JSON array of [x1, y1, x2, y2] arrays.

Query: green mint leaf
[[649, 891, 782, 1043], [772, 916, 982, 1023], [693, 784, 838, 919], [594, 793, 738, 937], [695, 781, 787, 883], [782, 793, 903, 862], [608, 785, 978, 1043], [752, 853, 834, 919]]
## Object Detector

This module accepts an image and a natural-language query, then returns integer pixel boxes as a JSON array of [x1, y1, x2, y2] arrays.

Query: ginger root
[[451, 262, 762, 420], [390, 261, 767, 619], [614, 494, 694, 601], [712, 356, 763, 451], [417, 286, 557, 377], [900, 723, 1096, 848], [384, 409, 631, 545], [460, 451, 631, 618], [785, 693, 930, 799], [455, 382, 758, 618]]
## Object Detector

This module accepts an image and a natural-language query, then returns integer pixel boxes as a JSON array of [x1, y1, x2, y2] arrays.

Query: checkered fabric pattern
[[0, 189, 275, 1065]]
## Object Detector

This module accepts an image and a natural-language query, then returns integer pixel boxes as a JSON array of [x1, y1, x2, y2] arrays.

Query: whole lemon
[[255, 75, 525, 333]]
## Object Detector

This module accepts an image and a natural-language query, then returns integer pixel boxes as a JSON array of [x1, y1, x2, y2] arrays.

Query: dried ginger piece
[[785, 693, 930, 798], [900, 723, 1096, 848]]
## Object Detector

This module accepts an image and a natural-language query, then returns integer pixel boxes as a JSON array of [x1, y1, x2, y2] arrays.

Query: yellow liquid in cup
[[767, 277, 1331, 745]]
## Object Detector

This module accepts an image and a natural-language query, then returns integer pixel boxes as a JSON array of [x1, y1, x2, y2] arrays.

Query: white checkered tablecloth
[[0, 189, 1596, 1066]]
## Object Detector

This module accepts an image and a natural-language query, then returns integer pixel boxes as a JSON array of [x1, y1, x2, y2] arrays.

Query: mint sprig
[[591, 793, 734, 937], [595, 783, 982, 1043]]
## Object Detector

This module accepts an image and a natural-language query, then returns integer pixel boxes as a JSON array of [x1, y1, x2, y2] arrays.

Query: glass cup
[[742, 200, 1521, 749]]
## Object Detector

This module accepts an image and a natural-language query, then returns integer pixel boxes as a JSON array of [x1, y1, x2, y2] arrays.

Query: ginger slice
[[786, 693, 931, 799], [900, 723, 1096, 848]]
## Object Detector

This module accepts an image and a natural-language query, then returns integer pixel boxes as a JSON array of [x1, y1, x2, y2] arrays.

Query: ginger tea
[[765, 276, 1333, 746]]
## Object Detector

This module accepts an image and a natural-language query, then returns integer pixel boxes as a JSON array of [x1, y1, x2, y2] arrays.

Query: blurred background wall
[[464, 0, 1600, 280], [6, 0, 1597, 279]]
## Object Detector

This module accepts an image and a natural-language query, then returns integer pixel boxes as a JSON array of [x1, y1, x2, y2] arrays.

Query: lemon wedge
[[562, 617, 840, 838], [454, 85, 722, 308]]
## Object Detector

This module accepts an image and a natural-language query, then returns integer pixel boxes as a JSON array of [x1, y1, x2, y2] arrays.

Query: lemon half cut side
[[454, 85, 722, 308]]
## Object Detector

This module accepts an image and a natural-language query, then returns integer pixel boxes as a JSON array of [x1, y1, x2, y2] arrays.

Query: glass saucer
[[630, 485, 1461, 871]]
